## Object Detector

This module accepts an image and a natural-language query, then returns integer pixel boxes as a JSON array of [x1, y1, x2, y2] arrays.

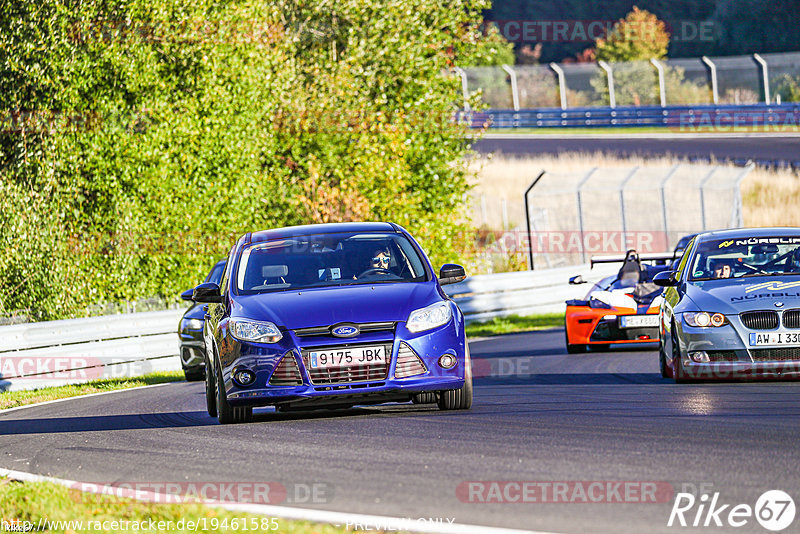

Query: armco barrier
[[445, 263, 618, 323], [460, 104, 800, 130], [0, 264, 618, 391], [0, 309, 184, 392]]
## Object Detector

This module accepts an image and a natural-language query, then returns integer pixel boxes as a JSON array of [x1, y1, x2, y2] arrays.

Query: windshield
[[689, 236, 800, 281], [206, 261, 226, 285], [235, 232, 428, 294]]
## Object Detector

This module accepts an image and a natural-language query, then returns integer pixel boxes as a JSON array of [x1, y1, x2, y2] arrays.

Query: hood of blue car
[[232, 282, 443, 329], [686, 276, 800, 314]]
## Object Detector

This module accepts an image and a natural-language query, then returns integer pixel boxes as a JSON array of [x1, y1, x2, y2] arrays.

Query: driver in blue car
[[354, 247, 392, 279], [711, 259, 733, 279]]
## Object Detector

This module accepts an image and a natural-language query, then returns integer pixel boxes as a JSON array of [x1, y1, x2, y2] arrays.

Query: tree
[[590, 7, 669, 106], [595, 6, 669, 63]]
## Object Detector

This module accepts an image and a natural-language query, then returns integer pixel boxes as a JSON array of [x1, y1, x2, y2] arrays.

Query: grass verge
[[466, 313, 564, 338], [0, 371, 184, 411], [0, 478, 349, 534]]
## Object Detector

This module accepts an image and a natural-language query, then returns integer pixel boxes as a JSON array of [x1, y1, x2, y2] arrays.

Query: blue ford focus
[[193, 222, 472, 424]]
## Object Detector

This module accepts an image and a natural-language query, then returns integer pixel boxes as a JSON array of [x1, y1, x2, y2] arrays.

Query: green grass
[[0, 371, 184, 411], [0, 478, 350, 534], [465, 313, 564, 338]]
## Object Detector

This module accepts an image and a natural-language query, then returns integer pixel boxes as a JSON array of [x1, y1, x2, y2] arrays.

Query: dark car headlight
[[683, 312, 727, 328], [230, 318, 283, 343], [407, 302, 452, 333]]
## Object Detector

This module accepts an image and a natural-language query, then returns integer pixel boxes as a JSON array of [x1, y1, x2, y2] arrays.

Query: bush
[[0, 0, 496, 320]]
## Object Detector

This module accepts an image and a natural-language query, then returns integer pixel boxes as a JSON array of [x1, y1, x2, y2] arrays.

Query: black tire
[[412, 392, 437, 404], [183, 366, 204, 382], [658, 325, 671, 379], [671, 325, 690, 383], [658, 343, 670, 378], [216, 360, 253, 424], [437, 346, 473, 411], [204, 355, 217, 417]]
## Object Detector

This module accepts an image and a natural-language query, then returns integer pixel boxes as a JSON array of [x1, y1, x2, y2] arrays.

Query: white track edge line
[[0, 382, 176, 416], [0, 467, 559, 534]]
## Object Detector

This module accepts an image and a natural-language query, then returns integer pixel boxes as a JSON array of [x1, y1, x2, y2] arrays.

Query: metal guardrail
[[459, 103, 800, 130], [0, 265, 618, 391], [0, 309, 184, 392], [445, 263, 618, 323]]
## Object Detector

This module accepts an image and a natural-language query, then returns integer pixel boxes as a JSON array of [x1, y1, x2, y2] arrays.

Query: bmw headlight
[[407, 302, 452, 333], [683, 312, 727, 328], [230, 319, 283, 343], [183, 318, 203, 330]]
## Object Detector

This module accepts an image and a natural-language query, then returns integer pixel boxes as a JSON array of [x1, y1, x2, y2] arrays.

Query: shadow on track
[[473, 372, 665, 386], [0, 407, 388, 435]]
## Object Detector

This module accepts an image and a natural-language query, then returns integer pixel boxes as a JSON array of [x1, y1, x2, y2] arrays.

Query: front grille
[[740, 311, 779, 330], [706, 350, 739, 362], [269, 352, 304, 386], [293, 322, 396, 337], [394, 342, 427, 378], [751, 348, 800, 361], [783, 309, 800, 329], [589, 321, 657, 342], [301, 343, 391, 385]]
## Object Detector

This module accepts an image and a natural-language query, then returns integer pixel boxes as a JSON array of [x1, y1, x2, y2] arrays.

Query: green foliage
[[596, 6, 669, 63], [466, 23, 516, 67], [775, 74, 800, 103], [1, 0, 496, 320]]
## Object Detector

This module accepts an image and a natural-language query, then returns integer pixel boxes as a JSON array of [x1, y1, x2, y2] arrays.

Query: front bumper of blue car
[[218, 318, 468, 408]]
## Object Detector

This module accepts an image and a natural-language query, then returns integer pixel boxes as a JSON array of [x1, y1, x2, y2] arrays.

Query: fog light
[[232, 368, 256, 387], [438, 354, 457, 369], [603, 314, 618, 321], [690, 351, 710, 363]]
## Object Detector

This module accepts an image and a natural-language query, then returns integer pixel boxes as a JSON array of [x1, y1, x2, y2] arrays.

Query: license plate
[[619, 315, 659, 328], [749, 332, 800, 346], [308, 346, 387, 369]]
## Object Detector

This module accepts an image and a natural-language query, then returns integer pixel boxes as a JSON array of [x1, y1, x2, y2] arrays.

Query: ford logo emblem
[[331, 324, 359, 338]]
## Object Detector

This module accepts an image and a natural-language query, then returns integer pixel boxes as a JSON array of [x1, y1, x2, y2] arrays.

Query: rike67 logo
[[668, 490, 796, 531]]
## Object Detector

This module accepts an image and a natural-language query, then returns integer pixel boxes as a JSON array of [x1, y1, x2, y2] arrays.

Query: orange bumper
[[565, 305, 659, 346]]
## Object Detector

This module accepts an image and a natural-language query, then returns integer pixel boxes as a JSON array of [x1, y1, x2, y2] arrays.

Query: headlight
[[407, 302, 452, 333], [683, 312, 727, 328], [183, 318, 204, 330], [230, 319, 283, 343]]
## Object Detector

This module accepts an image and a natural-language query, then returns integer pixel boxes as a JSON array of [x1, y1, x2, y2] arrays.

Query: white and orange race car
[[565, 250, 677, 353]]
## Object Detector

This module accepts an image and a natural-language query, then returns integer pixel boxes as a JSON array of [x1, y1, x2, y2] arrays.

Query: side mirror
[[180, 288, 194, 302], [569, 275, 586, 285], [653, 271, 679, 287], [193, 282, 223, 303], [439, 264, 466, 285]]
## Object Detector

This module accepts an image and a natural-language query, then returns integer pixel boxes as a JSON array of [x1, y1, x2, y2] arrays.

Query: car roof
[[248, 222, 400, 243], [695, 227, 800, 243]]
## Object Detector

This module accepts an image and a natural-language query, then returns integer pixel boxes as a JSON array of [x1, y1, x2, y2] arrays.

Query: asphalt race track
[[2, 330, 800, 533], [472, 134, 800, 167]]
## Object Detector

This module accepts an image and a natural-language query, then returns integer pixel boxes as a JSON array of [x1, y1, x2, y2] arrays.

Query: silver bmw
[[656, 228, 800, 382]]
